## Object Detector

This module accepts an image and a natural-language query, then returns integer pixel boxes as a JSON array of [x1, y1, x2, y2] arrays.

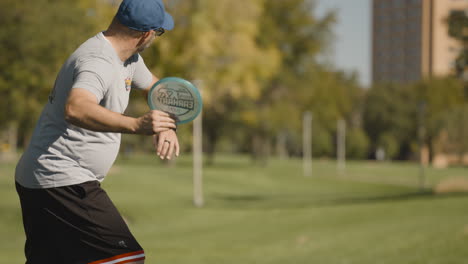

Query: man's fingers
[[175, 140, 180, 157], [166, 141, 175, 159], [151, 110, 169, 117], [160, 139, 170, 159], [152, 122, 176, 129], [152, 123, 176, 134], [153, 135, 161, 156], [157, 135, 165, 155], [158, 116, 175, 123], [152, 134, 158, 147], [154, 127, 170, 134]]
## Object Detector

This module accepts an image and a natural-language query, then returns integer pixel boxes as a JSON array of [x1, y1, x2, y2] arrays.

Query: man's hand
[[136, 110, 177, 135], [153, 129, 180, 160]]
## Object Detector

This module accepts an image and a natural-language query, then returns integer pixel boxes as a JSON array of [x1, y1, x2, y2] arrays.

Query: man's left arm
[[143, 75, 179, 160], [132, 54, 180, 160]]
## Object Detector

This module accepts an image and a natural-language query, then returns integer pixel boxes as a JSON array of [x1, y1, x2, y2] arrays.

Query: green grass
[[1, 154, 468, 263]]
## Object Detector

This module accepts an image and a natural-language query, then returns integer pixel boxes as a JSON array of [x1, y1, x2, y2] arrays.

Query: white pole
[[192, 80, 203, 207], [303, 112, 312, 177], [337, 119, 346, 175], [418, 102, 426, 191]]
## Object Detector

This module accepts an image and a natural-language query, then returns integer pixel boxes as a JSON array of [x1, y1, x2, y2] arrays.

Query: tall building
[[372, 0, 468, 84]]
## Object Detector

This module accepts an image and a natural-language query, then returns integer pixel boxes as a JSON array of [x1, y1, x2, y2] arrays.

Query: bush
[[346, 128, 370, 159], [377, 133, 400, 160], [312, 124, 333, 157]]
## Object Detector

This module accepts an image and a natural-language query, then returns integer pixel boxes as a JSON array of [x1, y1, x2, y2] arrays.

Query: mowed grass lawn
[[1, 154, 468, 263]]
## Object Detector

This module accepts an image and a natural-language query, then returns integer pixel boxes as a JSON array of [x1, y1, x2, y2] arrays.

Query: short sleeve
[[72, 57, 115, 102], [131, 54, 153, 90]]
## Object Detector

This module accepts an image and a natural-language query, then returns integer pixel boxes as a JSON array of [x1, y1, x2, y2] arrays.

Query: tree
[[446, 10, 468, 101], [432, 105, 468, 162], [248, 0, 344, 161], [142, 0, 281, 163], [363, 83, 417, 159], [0, 0, 113, 148], [363, 78, 465, 160]]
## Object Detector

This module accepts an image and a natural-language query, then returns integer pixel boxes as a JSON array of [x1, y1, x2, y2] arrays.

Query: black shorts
[[16, 181, 145, 264]]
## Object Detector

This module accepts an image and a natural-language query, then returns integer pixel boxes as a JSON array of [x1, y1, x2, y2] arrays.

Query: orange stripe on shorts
[[88, 250, 145, 264]]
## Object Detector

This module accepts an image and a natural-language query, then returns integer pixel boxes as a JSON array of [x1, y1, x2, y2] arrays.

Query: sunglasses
[[154, 28, 165, 36]]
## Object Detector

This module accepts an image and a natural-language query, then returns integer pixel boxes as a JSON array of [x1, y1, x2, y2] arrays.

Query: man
[[15, 0, 177, 263]]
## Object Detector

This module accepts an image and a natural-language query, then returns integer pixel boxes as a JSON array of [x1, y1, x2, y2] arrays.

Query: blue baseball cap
[[116, 0, 174, 31]]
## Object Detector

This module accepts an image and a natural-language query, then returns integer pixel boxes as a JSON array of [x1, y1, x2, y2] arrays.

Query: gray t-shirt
[[15, 32, 153, 188]]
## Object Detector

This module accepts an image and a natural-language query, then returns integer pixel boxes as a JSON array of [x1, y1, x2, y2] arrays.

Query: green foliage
[[255, 0, 338, 124], [139, 0, 356, 160], [2, 0, 366, 161], [140, 0, 284, 159], [364, 78, 465, 160], [0, 0, 113, 140], [412, 78, 465, 161], [413, 77, 465, 120], [432, 105, 468, 156], [447, 10, 468, 41], [147, 0, 279, 106], [311, 123, 333, 157], [446, 10, 468, 79], [238, 0, 365, 159], [377, 133, 400, 160], [363, 83, 417, 159], [346, 127, 370, 159]]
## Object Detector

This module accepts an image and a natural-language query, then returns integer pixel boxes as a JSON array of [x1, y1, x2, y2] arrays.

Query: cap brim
[[162, 11, 174, 30]]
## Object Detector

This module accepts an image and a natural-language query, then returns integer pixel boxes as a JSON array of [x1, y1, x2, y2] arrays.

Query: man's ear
[[137, 31, 152, 46], [143, 30, 153, 40], [142, 31, 152, 40]]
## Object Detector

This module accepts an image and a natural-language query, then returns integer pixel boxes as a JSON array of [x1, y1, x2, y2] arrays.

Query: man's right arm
[[65, 88, 176, 134]]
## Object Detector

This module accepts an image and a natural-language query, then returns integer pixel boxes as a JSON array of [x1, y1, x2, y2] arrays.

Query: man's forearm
[[65, 99, 139, 134], [65, 88, 175, 134]]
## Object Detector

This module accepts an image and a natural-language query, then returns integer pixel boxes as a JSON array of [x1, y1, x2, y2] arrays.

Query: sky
[[315, 0, 371, 87]]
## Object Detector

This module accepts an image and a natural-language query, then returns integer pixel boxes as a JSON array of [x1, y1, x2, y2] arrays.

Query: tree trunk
[[204, 125, 219, 166], [0, 122, 18, 162], [251, 133, 269, 166], [276, 131, 288, 160]]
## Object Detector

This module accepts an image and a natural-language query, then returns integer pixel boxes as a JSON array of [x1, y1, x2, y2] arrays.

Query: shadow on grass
[[209, 190, 468, 209]]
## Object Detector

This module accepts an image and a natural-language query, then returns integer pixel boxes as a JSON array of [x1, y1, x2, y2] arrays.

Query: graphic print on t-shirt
[[125, 77, 132, 91]]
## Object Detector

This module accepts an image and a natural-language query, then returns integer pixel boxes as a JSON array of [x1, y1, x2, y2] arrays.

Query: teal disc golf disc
[[148, 77, 203, 124]]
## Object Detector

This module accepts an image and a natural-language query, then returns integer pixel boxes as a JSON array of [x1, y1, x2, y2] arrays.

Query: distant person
[[376, 147, 386, 161], [14, 0, 178, 263]]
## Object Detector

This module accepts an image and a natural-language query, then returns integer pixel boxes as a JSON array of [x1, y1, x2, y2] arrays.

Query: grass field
[[1, 154, 468, 263]]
